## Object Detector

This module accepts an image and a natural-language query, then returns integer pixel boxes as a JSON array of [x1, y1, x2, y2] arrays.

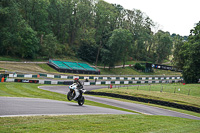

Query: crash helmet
[[74, 78, 79, 82]]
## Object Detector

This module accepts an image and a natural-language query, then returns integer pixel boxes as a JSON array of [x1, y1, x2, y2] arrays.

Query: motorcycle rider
[[68, 78, 85, 105], [73, 78, 84, 93]]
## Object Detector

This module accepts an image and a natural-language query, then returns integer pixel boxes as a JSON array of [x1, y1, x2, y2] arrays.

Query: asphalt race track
[[1, 85, 200, 120], [38, 85, 200, 120], [0, 97, 134, 117]]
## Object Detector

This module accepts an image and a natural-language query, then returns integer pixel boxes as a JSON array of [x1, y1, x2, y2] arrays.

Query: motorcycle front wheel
[[78, 96, 85, 106], [67, 91, 75, 101]]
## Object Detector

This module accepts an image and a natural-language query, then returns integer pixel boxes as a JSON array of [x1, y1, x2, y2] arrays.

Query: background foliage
[[0, 0, 177, 63], [0, 0, 199, 83], [173, 21, 200, 83]]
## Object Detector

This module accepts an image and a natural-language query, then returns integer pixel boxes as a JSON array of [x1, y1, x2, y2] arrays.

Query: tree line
[[0, 0, 175, 63], [1, 0, 199, 83], [172, 21, 200, 83]]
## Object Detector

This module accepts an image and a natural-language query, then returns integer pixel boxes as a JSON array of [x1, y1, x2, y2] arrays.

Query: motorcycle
[[67, 83, 86, 106]]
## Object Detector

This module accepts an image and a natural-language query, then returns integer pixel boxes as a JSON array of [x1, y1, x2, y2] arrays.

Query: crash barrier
[[6, 79, 73, 85], [6, 78, 182, 85], [8, 73, 182, 81], [48, 60, 100, 75], [85, 91, 200, 113], [83, 79, 182, 85]]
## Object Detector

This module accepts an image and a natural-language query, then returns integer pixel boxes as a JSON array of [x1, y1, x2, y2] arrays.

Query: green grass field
[[0, 115, 200, 133], [0, 56, 21, 61], [91, 84, 200, 108], [37, 64, 58, 73], [99, 67, 181, 75], [0, 82, 200, 132]]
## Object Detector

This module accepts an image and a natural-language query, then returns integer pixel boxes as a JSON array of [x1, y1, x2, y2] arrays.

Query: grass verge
[[0, 56, 21, 61], [0, 63, 47, 73], [86, 94, 200, 118], [37, 64, 58, 73], [0, 115, 200, 133], [99, 67, 181, 75], [91, 84, 200, 108]]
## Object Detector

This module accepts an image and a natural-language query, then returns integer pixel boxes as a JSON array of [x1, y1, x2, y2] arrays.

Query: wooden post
[[160, 86, 163, 92], [188, 89, 191, 95]]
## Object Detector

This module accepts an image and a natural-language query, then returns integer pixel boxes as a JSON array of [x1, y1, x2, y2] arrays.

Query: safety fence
[[6, 78, 182, 85], [8, 73, 182, 81]]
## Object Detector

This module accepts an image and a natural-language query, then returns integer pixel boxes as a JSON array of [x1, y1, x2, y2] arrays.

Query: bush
[[134, 63, 145, 71], [78, 42, 97, 63]]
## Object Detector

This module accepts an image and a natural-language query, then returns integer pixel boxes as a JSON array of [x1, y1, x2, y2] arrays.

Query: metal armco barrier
[[85, 91, 200, 113], [8, 73, 182, 81], [14, 79, 39, 83], [7, 78, 182, 85]]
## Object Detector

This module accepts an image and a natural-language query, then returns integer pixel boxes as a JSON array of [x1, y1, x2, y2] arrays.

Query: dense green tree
[[0, 0, 39, 58], [113, 4, 126, 29], [94, 0, 117, 66], [19, 0, 50, 35], [40, 33, 58, 58], [105, 29, 133, 68], [16, 22, 39, 58], [78, 40, 97, 63], [119, 29, 133, 67], [124, 9, 154, 61], [0, 0, 21, 56], [172, 35, 185, 69], [101, 48, 111, 68], [154, 31, 173, 63], [76, 0, 96, 48], [181, 22, 200, 83]]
